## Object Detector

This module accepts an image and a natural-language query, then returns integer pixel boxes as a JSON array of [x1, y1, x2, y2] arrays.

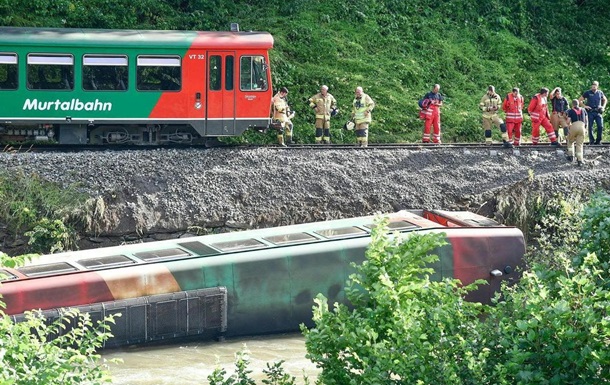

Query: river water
[[104, 333, 319, 384]]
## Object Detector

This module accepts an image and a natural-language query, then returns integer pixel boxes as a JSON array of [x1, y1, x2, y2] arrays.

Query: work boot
[[278, 136, 286, 147], [566, 155, 574, 162], [502, 140, 513, 148], [577, 160, 583, 167], [551, 141, 561, 147]]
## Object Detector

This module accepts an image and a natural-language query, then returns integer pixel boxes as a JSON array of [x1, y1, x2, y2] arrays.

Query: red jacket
[[502, 93, 524, 122], [527, 93, 550, 122]]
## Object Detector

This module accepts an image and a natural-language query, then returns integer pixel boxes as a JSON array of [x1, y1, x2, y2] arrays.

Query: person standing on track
[[479, 85, 512, 148], [308, 85, 338, 144], [549, 87, 570, 143], [351, 86, 375, 147], [421, 84, 443, 144], [578, 80, 607, 145], [502, 87, 524, 146], [527, 87, 561, 146], [565, 99, 588, 166], [271, 87, 294, 147]]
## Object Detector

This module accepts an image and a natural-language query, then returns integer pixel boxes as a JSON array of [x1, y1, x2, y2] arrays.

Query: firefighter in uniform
[[479, 85, 512, 147], [351, 86, 375, 147], [565, 99, 588, 166], [502, 87, 524, 146], [421, 84, 443, 144], [549, 87, 570, 143], [271, 87, 294, 146], [308, 85, 338, 144], [527, 87, 561, 146]]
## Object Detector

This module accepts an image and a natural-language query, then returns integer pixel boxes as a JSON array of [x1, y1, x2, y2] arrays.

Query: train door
[[206, 51, 236, 136]]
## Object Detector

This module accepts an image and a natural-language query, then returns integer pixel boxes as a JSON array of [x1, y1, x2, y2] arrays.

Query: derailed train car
[[0, 25, 273, 145], [0, 210, 525, 348]]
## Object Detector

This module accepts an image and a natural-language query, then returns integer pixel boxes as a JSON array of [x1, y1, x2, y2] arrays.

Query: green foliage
[[0, 309, 118, 385], [579, 191, 610, 271], [0, 170, 87, 254], [207, 349, 305, 385], [303, 219, 490, 384]]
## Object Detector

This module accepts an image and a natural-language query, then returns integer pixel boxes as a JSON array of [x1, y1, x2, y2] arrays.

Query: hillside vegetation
[[1, 0, 609, 143]]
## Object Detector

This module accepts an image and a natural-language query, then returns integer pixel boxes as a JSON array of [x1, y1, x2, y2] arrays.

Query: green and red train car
[[0, 25, 273, 144], [0, 210, 525, 348]]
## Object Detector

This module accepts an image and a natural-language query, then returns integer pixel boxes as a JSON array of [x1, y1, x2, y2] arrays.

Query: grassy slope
[[1, 0, 609, 144]]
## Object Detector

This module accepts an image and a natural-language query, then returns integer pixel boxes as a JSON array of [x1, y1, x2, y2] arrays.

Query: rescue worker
[[421, 84, 443, 144], [351, 86, 375, 147], [565, 99, 588, 167], [549, 87, 570, 143], [308, 85, 338, 144], [502, 87, 524, 146], [271, 87, 294, 146], [578, 80, 607, 144], [527, 87, 561, 146], [479, 85, 512, 148]]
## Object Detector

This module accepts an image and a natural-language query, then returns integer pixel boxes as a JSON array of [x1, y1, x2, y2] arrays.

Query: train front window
[[83, 55, 128, 91], [240, 55, 268, 91], [0, 53, 18, 90], [27, 54, 74, 90], [137, 55, 182, 91]]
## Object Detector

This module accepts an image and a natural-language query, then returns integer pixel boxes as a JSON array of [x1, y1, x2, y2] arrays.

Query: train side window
[[210, 238, 267, 252], [364, 220, 419, 231], [209, 55, 221, 91], [17, 262, 78, 277], [136, 55, 181, 91], [0, 53, 18, 90], [0, 269, 17, 281], [240, 55, 268, 91], [315, 226, 368, 240], [225, 55, 234, 91], [134, 248, 191, 261], [264, 232, 318, 245], [83, 55, 128, 91], [27, 54, 74, 90], [77, 254, 135, 269]]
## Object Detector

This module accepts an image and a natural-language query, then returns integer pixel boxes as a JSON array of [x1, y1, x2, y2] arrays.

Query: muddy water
[[104, 333, 319, 384]]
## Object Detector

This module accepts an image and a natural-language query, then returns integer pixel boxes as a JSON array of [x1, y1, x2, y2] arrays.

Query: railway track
[[3, 141, 609, 153]]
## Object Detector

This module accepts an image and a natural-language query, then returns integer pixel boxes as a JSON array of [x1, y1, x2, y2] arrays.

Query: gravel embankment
[[1, 146, 609, 250]]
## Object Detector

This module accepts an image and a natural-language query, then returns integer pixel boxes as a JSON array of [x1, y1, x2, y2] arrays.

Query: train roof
[[0, 26, 274, 50]]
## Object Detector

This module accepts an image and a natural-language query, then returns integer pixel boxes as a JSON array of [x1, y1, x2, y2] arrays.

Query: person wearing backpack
[[479, 85, 512, 148], [421, 84, 443, 144], [565, 99, 588, 166]]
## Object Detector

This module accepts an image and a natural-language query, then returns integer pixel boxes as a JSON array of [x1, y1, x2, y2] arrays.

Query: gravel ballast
[[1, 146, 609, 250]]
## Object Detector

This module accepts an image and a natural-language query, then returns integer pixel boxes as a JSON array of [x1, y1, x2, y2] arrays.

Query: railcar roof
[[0, 27, 273, 49]]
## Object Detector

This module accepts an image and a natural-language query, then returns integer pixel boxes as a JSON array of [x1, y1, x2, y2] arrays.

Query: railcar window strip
[[137, 56, 181, 67], [210, 238, 267, 252], [133, 248, 191, 261], [315, 226, 369, 239], [0, 269, 17, 281], [83, 55, 128, 66], [77, 254, 135, 269], [0, 53, 17, 64], [263, 232, 318, 245], [17, 262, 78, 277], [27, 54, 73, 65]]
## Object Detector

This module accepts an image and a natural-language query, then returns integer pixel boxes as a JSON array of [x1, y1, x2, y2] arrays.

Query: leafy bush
[[578, 191, 610, 271]]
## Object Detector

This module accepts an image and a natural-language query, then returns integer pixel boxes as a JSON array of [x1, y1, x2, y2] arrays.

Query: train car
[[0, 24, 273, 145], [0, 210, 525, 348]]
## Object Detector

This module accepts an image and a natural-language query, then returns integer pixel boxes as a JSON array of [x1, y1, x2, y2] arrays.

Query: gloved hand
[[331, 108, 338, 117]]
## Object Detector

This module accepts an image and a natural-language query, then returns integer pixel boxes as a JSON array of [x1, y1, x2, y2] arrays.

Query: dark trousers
[[588, 111, 603, 144]]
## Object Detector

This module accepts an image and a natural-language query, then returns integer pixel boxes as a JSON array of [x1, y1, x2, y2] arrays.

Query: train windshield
[[240, 55, 268, 91]]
